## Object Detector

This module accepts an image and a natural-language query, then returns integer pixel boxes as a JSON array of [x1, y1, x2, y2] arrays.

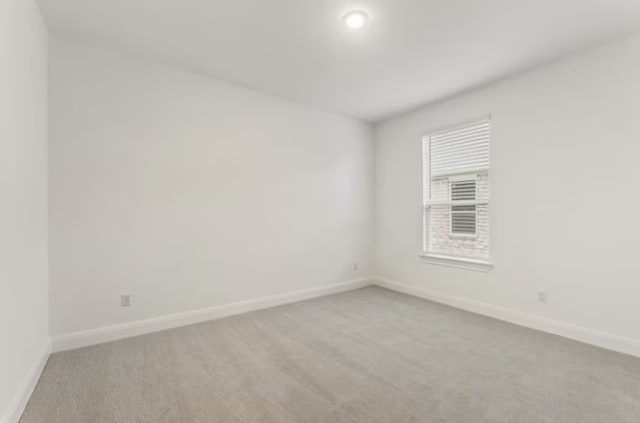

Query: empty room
[[3, 0, 640, 421]]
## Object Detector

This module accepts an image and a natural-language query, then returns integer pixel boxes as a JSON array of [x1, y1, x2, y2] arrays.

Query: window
[[422, 118, 491, 268]]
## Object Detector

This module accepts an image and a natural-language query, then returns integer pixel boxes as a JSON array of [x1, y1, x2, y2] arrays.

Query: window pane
[[426, 204, 489, 260]]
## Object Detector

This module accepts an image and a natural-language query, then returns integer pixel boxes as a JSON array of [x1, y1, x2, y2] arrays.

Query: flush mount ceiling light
[[342, 10, 369, 30]]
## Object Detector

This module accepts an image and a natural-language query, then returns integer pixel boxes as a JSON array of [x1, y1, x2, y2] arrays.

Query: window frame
[[420, 117, 493, 271]]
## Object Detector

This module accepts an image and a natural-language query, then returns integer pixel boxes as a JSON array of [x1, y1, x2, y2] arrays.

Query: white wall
[[376, 32, 640, 346], [49, 37, 374, 337], [0, 0, 49, 421]]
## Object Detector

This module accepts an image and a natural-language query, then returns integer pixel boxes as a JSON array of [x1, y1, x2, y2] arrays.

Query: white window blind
[[423, 119, 490, 263]]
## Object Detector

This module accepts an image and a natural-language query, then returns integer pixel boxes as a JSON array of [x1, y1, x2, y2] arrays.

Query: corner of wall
[[0, 341, 50, 423]]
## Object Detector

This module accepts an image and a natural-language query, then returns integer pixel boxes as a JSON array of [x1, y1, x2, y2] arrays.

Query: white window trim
[[421, 116, 492, 271], [419, 252, 493, 272]]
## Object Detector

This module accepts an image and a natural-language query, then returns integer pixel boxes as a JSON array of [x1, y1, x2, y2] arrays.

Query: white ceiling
[[37, 0, 640, 122]]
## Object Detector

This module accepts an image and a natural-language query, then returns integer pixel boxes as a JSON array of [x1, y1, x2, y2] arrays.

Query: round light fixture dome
[[343, 10, 369, 29]]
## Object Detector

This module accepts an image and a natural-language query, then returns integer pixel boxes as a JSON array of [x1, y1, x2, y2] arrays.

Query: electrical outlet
[[121, 294, 131, 307], [538, 291, 548, 303]]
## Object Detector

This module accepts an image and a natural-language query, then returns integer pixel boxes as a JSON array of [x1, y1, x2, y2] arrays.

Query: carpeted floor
[[21, 286, 640, 422]]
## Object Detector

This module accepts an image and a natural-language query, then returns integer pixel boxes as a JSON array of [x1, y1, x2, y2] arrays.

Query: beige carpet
[[21, 286, 640, 422]]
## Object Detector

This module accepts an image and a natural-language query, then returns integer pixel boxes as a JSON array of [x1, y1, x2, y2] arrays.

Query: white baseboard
[[52, 278, 372, 353], [374, 277, 640, 358], [1, 341, 50, 423], [51, 275, 640, 357]]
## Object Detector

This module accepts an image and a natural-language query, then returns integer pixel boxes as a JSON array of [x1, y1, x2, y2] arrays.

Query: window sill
[[419, 253, 493, 272]]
